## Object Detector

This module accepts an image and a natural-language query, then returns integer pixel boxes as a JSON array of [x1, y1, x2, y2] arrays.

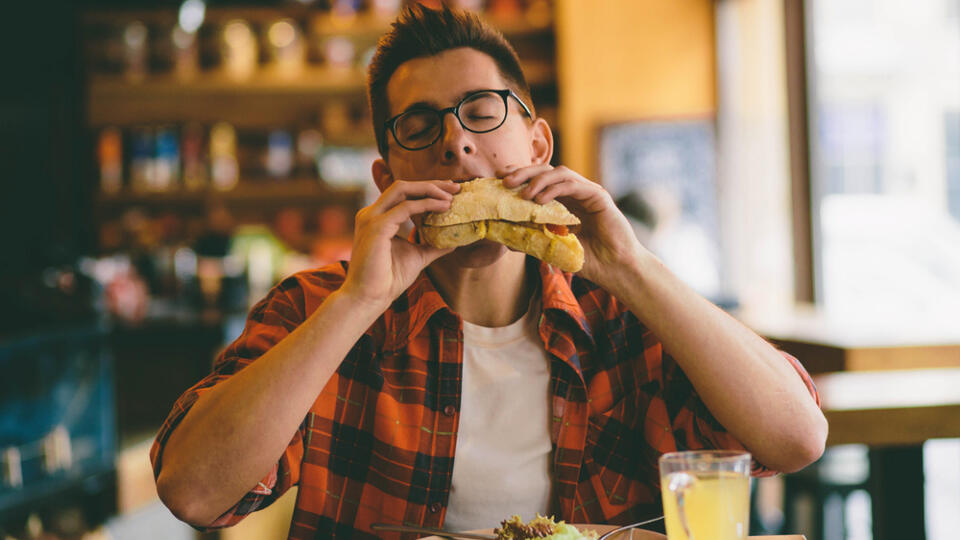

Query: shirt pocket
[[585, 411, 643, 507]]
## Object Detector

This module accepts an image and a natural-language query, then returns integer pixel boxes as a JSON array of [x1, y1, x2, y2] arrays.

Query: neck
[[427, 250, 534, 327]]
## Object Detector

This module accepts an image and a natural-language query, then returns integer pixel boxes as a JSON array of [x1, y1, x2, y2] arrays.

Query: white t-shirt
[[442, 293, 555, 532]]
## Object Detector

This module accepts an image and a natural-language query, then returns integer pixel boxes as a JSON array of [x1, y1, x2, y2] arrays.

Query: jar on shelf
[[122, 21, 149, 82], [265, 18, 306, 77], [171, 24, 200, 80], [210, 122, 239, 191], [219, 19, 258, 80]]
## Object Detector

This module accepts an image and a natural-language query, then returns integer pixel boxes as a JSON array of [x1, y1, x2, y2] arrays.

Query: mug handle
[[667, 472, 697, 540]]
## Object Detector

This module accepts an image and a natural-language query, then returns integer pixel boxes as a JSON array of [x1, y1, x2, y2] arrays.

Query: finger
[[501, 164, 553, 188], [495, 163, 522, 179], [520, 167, 569, 199], [535, 178, 612, 213], [389, 179, 459, 204], [533, 181, 581, 205], [379, 197, 453, 227], [371, 180, 459, 214]]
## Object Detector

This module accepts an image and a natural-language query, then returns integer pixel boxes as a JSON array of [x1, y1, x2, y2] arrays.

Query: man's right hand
[[157, 180, 460, 525], [339, 179, 460, 309]]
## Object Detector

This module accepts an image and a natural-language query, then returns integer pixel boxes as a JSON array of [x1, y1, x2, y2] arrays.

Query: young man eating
[[152, 5, 827, 538]]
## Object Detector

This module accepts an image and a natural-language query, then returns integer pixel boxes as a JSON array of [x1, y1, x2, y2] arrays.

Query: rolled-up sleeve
[[646, 336, 821, 478], [150, 276, 313, 529]]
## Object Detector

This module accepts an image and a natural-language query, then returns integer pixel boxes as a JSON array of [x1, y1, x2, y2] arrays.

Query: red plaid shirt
[[151, 260, 819, 539]]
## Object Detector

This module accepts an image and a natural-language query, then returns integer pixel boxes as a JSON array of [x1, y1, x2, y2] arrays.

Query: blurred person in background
[[151, 4, 827, 538], [618, 185, 722, 301]]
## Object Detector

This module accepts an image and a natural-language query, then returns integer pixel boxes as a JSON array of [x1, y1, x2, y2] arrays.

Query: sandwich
[[420, 177, 584, 272]]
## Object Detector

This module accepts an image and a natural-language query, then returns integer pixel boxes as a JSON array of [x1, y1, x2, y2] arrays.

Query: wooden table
[[744, 305, 960, 375], [742, 307, 960, 540], [420, 526, 803, 539], [813, 368, 960, 446]]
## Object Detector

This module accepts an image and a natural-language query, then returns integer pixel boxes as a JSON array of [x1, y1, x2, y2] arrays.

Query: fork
[[369, 514, 664, 540], [370, 522, 496, 539], [596, 515, 665, 539]]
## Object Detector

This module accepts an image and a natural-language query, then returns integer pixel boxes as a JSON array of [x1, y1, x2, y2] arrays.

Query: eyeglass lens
[[394, 91, 507, 150]]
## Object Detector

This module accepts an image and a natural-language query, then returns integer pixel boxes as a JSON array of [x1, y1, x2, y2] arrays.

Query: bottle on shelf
[[129, 127, 156, 193], [296, 127, 324, 178], [265, 130, 295, 179], [97, 127, 123, 194], [209, 122, 240, 191], [181, 122, 208, 190], [154, 125, 181, 191]]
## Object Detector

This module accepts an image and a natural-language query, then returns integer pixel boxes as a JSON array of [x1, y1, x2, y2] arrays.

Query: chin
[[446, 240, 510, 268]]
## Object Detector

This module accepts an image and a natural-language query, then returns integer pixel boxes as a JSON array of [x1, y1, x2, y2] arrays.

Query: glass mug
[[659, 450, 751, 540]]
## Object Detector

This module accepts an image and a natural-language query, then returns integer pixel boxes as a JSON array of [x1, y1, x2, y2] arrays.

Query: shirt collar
[[381, 270, 454, 351], [537, 261, 594, 344]]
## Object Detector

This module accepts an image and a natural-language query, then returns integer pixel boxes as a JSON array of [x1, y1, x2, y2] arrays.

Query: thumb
[[418, 244, 455, 266]]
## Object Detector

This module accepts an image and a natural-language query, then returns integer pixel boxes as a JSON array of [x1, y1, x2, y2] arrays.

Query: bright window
[[808, 0, 960, 323]]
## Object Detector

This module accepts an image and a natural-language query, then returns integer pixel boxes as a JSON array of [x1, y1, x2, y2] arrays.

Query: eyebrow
[[397, 89, 486, 115]]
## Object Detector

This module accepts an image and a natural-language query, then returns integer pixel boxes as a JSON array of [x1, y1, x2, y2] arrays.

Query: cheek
[[490, 140, 529, 165], [389, 153, 434, 180]]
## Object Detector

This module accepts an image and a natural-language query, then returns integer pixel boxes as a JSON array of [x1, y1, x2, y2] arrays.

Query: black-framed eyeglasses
[[383, 89, 533, 151]]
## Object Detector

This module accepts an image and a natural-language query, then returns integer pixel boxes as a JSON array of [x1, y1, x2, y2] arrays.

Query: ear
[[530, 117, 554, 166], [371, 158, 394, 194]]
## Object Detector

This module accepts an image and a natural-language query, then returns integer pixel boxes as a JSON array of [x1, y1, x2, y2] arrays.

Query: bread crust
[[420, 221, 487, 249], [420, 220, 584, 273], [423, 177, 581, 227], [420, 177, 585, 272]]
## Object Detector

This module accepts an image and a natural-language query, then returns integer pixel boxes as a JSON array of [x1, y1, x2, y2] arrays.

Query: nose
[[438, 110, 475, 163]]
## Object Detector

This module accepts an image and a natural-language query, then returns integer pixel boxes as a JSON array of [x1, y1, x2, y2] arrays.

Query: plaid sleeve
[[150, 274, 318, 530], [647, 335, 821, 477]]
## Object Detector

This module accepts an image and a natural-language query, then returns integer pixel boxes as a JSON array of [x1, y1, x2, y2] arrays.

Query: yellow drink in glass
[[661, 470, 750, 540], [659, 451, 752, 540]]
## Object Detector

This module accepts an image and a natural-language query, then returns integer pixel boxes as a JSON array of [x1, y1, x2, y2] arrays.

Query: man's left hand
[[501, 164, 643, 287]]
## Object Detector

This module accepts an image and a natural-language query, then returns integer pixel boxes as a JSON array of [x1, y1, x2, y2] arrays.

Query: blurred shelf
[[81, 7, 552, 40], [95, 180, 365, 210], [87, 61, 553, 127], [83, 6, 322, 26], [87, 67, 363, 127]]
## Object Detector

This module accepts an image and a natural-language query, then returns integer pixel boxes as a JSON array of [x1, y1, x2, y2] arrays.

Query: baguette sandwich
[[420, 177, 584, 272]]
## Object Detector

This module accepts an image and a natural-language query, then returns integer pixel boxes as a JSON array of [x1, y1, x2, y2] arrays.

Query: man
[[153, 5, 826, 538]]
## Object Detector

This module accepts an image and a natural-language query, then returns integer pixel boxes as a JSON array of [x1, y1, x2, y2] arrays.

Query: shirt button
[[430, 502, 442, 513], [443, 404, 456, 417]]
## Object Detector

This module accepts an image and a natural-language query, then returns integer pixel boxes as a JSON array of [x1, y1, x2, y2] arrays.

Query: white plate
[[417, 524, 666, 540]]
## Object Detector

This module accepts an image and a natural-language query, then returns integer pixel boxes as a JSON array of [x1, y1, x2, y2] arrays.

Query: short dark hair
[[366, 3, 534, 157]]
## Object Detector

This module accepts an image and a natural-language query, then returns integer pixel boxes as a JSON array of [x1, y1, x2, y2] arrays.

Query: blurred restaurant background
[[1, 0, 958, 539]]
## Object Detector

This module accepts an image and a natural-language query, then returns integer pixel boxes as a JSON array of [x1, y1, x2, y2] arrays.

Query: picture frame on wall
[[597, 118, 732, 306]]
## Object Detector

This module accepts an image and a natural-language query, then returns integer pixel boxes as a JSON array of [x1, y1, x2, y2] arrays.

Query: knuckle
[[386, 180, 405, 194]]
